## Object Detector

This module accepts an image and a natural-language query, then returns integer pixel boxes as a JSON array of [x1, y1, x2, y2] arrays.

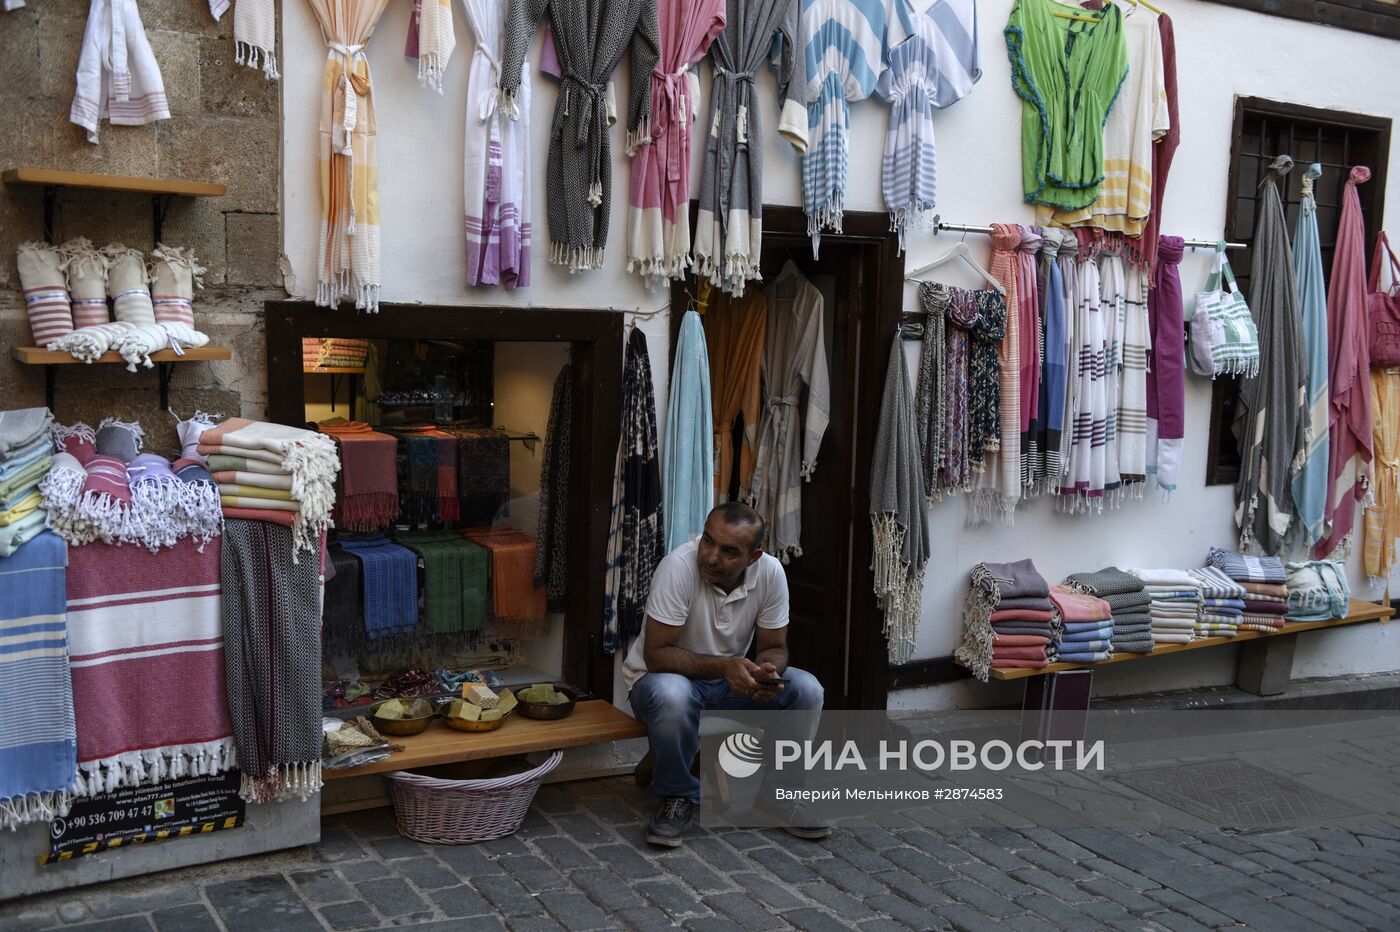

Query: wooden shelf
[[324, 700, 647, 780], [981, 599, 1393, 681], [13, 346, 231, 366], [304, 366, 366, 374], [2, 167, 226, 198]]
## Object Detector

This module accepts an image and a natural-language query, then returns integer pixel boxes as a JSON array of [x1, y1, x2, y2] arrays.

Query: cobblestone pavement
[[4, 769, 1400, 932]]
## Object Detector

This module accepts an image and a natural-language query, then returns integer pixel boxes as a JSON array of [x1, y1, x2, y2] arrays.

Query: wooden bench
[[964, 599, 1393, 733], [322, 700, 647, 813]]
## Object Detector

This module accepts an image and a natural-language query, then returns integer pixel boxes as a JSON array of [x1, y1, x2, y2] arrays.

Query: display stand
[[12, 346, 233, 410]]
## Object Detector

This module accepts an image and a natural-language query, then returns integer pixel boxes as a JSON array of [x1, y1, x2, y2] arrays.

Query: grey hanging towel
[[871, 336, 928, 665], [1234, 155, 1307, 555]]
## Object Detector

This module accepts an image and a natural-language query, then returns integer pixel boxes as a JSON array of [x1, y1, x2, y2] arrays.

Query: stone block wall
[[0, 0, 283, 453]]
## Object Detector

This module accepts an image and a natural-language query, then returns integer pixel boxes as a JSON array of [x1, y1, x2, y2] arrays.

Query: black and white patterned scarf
[[533, 364, 572, 612], [605, 328, 665, 652], [221, 519, 324, 803]]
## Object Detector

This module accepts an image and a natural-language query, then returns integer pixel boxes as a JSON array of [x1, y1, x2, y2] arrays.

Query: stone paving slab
[[2, 771, 1399, 931]]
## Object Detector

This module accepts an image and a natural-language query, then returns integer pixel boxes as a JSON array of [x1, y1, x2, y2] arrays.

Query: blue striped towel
[[339, 535, 418, 640], [0, 531, 77, 828]]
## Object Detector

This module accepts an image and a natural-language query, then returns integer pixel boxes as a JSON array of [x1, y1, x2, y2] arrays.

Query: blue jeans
[[628, 667, 824, 803]]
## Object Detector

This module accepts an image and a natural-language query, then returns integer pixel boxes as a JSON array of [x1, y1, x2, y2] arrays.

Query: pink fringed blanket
[[65, 538, 234, 796]]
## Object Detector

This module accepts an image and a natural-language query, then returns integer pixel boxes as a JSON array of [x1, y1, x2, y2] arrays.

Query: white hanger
[[904, 240, 1007, 296]]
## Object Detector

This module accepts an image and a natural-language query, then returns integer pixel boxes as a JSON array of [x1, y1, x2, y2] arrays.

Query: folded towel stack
[[0, 407, 54, 558], [1048, 585, 1113, 662], [956, 560, 1053, 680], [1284, 560, 1350, 622], [1064, 566, 1151, 654], [1187, 565, 1245, 637], [1204, 548, 1288, 633], [1128, 568, 1204, 645]]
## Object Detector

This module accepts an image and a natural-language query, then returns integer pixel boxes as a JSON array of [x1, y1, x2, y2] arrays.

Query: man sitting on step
[[624, 502, 828, 847]]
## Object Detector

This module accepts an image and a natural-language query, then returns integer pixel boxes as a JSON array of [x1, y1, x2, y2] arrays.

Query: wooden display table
[[324, 699, 647, 781]]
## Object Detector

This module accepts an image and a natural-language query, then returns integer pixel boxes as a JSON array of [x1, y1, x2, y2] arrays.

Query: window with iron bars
[[1204, 97, 1391, 486]]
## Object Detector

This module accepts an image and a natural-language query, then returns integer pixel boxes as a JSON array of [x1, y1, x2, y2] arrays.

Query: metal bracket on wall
[[40, 187, 177, 245], [43, 366, 56, 412], [42, 186, 58, 244]]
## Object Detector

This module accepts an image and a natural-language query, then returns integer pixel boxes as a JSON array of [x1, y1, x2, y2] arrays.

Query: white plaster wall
[[281, 1, 1400, 708]]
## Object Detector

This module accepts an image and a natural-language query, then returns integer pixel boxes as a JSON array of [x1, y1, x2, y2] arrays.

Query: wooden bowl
[[516, 686, 578, 721], [369, 698, 435, 736]]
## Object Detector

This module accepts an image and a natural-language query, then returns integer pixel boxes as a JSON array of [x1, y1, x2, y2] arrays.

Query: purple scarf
[[1147, 236, 1186, 494]]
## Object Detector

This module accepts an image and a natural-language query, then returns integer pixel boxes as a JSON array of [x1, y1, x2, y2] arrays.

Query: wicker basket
[[385, 751, 563, 844]]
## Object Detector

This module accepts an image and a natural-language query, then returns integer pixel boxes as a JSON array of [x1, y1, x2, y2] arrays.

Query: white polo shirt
[[622, 539, 789, 691]]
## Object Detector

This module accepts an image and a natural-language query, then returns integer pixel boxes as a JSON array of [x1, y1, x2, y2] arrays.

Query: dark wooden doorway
[[671, 207, 904, 710]]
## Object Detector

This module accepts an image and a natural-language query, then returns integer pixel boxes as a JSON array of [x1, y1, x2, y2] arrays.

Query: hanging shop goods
[[1140, 12, 1178, 273], [0, 531, 76, 829], [664, 310, 715, 552], [802, 0, 911, 251], [704, 282, 767, 502], [67, 538, 235, 796], [750, 262, 830, 561], [1117, 259, 1150, 490], [209, 0, 280, 79], [1234, 156, 1306, 556], [692, 0, 807, 296], [955, 559, 1051, 682], [70, 0, 170, 144], [1285, 560, 1349, 622], [308, 0, 392, 313], [870, 336, 927, 665], [1146, 235, 1186, 495], [1369, 233, 1400, 367], [1188, 244, 1259, 379], [461, 0, 532, 289], [221, 519, 324, 804], [500, 0, 660, 273], [608, 327, 665, 652], [1364, 369, 1400, 582], [395, 531, 488, 633], [1005, 0, 1127, 211], [1015, 228, 1043, 492], [1318, 166, 1376, 559], [1290, 165, 1330, 550], [1038, 9, 1167, 234], [335, 535, 419, 641], [312, 419, 399, 532], [626, 0, 727, 283], [1049, 585, 1114, 661], [971, 225, 1021, 522], [405, 0, 455, 91], [533, 366, 572, 611], [462, 527, 549, 639], [1030, 230, 1069, 493], [877, 0, 981, 252]]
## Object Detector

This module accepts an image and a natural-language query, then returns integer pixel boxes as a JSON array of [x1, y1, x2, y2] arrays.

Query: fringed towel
[[393, 427, 460, 525], [1318, 166, 1375, 559], [956, 559, 1048, 682], [338, 535, 418, 640], [149, 245, 205, 327], [0, 532, 78, 828], [318, 419, 398, 532], [608, 327, 666, 652], [533, 365, 572, 611], [692, 0, 807, 296], [705, 283, 767, 501], [1015, 227, 1042, 493], [70, 0, 170, 144], [1364, 369, 1400, 584], [1035, 230, 1070, 494], [1285, 560, 1350, 621], [394, 530, 487, 635], [221, 520, 322, 803], [173, 456, 224, 549], [460, 0, 532, 288], [1291, 165, 1330, 549], [1117, 259, 1151, 491], [971, 225, 1021, 524], [1235, 156, 1306, 555], [68, 537, 234, 797], [1064, 566, 1143, 597], [462, 526, 549, 639], [871, 336, 928, 665], [209, 0, 279, 79], [1206, 547, 1285, 584], [60, 238, 110, 329], [405, 0, 454, 91], [197, 417, 340, 558], [0, 408, 54, 460], [17, 242, 74, 346], [446, 427, 509, 524], [103, 245, 155, 326], [1059, 242, 1110, 511], [1147, 236, 1186, 495], [307, 0, 392, 312], [625, 0, 726, 284], [500, 0, 659, 272], [664, 310, 714, 551]]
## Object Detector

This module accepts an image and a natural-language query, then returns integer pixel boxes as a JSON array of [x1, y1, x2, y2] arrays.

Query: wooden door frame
[[668, 206, 903, 710], [263, 300, 625, 702]]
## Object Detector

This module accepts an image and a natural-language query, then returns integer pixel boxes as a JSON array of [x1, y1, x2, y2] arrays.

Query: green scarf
[[393, 530, 487, 634], [1006, 0, 1128, 209]]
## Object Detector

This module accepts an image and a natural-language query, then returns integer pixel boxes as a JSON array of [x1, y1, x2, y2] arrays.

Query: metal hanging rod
[[932, 219, 1246, 250]]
